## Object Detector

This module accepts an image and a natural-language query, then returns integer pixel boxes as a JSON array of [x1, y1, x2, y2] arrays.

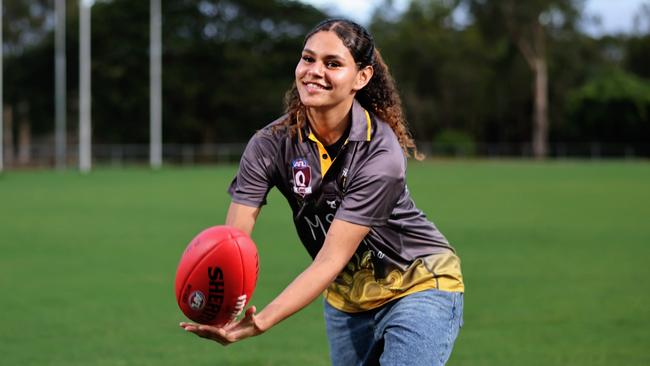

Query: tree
[[2, 0, 53, 165], [4, 0, 326, 150], [2, 0, 51, 56], [160, 0, 325, 144], [463, 0, 583, 158], [370, 0, 496, 144], [625, 34, 650, 80], [566, 68, 650, 146]]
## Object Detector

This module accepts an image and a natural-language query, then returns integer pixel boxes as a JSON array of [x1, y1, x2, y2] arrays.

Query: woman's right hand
[[179, 306, 265, 346]]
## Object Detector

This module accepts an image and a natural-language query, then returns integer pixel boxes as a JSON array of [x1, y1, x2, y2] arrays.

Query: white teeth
[[306, 82, 328, 90]]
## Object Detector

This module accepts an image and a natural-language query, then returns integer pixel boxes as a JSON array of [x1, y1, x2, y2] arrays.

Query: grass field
[[1, 160, 649, 365]]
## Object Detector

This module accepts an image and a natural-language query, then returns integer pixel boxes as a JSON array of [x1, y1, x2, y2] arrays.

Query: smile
[[303, 81, 331, 91]]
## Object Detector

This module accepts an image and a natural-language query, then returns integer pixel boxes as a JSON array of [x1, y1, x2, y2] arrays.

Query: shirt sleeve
[[334, 150, 406, 226], [228, 132, 277, 207]]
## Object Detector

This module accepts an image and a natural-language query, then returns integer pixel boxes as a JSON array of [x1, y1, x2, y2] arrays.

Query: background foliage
[[3, 0, 649, 154]]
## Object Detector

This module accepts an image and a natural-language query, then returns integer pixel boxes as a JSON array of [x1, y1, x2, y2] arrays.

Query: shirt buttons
[[322, 153, 328, 159]]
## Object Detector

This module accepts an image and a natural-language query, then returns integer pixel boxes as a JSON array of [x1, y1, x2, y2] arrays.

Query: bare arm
[[225, 202, 260, 236], [252, 218, 369, 332]]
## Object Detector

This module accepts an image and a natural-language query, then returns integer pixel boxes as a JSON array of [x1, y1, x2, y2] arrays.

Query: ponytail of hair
[[356, 49, 422, 160]]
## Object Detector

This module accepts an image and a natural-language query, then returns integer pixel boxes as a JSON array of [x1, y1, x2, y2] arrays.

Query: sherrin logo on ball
[[175, 226, 259, 326]]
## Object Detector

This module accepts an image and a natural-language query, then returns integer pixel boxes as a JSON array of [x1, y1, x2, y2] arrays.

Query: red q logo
[[292, 158, 312, 197]]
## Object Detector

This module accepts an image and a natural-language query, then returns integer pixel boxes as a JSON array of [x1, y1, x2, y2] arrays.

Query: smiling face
[[295, 30, 372, 110]]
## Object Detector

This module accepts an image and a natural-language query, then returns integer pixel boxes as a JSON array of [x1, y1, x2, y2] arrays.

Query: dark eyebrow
[[302, 48, 346, 61]]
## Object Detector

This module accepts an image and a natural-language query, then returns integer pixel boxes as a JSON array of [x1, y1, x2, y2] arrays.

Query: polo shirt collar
[[298, 99, 373, 143], [348, 99, 373, 142]]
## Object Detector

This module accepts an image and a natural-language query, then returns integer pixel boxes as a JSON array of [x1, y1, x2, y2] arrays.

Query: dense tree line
[[3, 0, 649, 160], [371, 0, 649, 156]]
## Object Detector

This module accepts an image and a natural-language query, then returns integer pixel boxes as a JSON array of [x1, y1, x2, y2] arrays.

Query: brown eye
[[326, 61, 341, 68]]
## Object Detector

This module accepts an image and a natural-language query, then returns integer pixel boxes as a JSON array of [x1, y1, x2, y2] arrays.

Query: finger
[[179, 321, 197, 329], [223, 320, 240, 331], [182, 325, 203, 335], [243, 306, 263, 332], [189, 328, 227, 345], [245, 306, 257, 318], [197, 324, 225, 334], [181, 324, 199, 332], [198, 325, 233, 343], [239, 306, 257, 325], [181, 323, 223, 341], [223, 305, 256, 330]]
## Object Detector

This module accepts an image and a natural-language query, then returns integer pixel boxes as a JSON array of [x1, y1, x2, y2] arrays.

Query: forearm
[[255, 255, 341, 331], [226, 202, 260, 235], [255, 219, 370, 331]]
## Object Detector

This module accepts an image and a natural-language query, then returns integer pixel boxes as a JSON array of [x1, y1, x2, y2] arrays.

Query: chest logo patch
[[292, 158, 312, 197]]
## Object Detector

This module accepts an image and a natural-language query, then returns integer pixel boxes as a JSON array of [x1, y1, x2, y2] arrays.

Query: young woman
[[180, 18, 464, 365]]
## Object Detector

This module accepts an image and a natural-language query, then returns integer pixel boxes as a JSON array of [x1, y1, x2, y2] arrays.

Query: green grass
[[1, 161, 649, 365]]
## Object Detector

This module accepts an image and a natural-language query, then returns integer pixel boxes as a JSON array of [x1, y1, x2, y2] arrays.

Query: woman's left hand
[[179, 306, 265, 346]]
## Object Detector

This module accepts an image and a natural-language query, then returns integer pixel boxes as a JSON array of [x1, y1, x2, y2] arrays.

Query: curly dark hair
[[280, 18, 422, 159]]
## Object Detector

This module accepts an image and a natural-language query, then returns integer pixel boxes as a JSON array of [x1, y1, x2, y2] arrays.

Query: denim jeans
[[323, 289, 463, 366]]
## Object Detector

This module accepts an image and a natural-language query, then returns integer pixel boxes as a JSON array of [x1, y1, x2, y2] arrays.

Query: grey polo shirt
[[229, 99, 463, 312]]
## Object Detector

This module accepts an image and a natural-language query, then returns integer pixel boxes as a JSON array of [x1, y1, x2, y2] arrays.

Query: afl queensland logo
[[188, 290, 206, 311], [292, 158, 312, 197]]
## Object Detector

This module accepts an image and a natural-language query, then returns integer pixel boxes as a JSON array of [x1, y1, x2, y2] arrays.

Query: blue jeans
[[324, 289, 463, 366]]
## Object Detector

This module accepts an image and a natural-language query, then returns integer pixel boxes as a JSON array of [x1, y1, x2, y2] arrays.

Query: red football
[[175, 225, 259, 326]]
